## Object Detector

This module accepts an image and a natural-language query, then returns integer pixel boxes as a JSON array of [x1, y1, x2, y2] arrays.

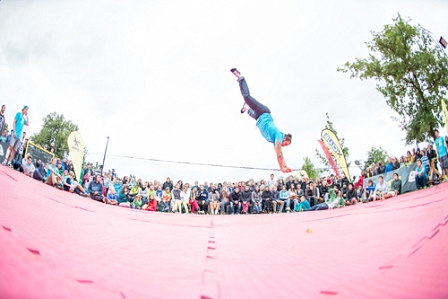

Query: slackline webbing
[[88, 152, 361, 172]]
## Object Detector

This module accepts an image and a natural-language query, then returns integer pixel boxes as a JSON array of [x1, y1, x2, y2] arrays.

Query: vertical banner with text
[[67, 131, 85, 182], [321, 129, 350, 179]]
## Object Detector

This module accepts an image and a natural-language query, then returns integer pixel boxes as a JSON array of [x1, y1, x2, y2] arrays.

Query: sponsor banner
[[318, 139, 341, 176], [295, 169, 308, 180], [442, 99, 448, 134], [364, 163, 418, 194], [25, 142, 54, 165], [321, 129, 350, 179], [67, 131, 84, 182]]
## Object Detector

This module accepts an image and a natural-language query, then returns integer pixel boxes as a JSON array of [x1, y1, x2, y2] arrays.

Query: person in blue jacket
[[231, 68, 292, 173]]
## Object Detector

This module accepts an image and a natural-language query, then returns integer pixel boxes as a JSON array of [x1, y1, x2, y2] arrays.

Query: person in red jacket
[[146, 194, 157, 212], [354, 170, 365, 189]]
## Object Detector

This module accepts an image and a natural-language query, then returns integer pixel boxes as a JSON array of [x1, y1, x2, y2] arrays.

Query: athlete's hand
[[281, 166, 292, 173]]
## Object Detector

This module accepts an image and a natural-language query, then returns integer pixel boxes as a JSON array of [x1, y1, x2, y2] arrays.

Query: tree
[[364, 146, 388, 169], [30, 112, 79, 159], [315, 112, 351, 170], [338, 14, 448, 144], [302, 157, 319, 181]]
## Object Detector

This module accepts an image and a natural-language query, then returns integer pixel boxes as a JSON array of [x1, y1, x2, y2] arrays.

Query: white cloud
[[0, 0, 447, 183]]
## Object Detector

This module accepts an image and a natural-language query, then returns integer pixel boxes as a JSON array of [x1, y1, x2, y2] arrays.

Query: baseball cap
[[23, 105, 29, 110]]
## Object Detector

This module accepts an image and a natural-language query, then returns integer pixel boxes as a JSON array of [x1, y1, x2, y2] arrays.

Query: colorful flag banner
[[321, 129, 350, 179], [442, 99, 448, 134], [318, 139, 341, 177]]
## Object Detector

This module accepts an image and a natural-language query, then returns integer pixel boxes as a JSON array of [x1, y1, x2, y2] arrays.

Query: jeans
[[252, 200, 262, 213], [230, 201, 241, 214], [292, 199, 299, 210], [221, 201, 231, 214], [283, 199, 291, 211], [416, 175, 427, 190], [239, 77, 271, 120], [308, 197, 317, 207], [303, 203, 328, 211]]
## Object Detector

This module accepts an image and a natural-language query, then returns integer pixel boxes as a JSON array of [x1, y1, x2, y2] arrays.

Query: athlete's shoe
[[230, 68, 240, 75], [240, 103, 248, 114], [230, 68, 244, 81]]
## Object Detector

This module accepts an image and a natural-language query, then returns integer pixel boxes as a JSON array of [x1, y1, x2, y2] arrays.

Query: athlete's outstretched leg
[[231, 68, 270, 120], [238, 77, 270, 119]]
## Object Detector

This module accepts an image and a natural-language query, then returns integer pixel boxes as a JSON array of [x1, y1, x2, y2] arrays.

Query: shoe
[[230, 68, 244, 81], [230, 68, 240, 75], [8, 163, 13, 169], [240, 103, 248, 114]]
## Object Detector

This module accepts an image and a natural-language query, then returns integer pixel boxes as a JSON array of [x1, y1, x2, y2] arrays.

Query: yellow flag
[[321, 129, 350, 179], [295, 169, 308, 180], [442, 99, 448, 134], [67, 131, 85, 182]]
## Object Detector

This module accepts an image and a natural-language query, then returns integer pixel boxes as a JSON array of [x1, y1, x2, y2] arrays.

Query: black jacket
[[230, 191, 242, 202], [261, 190, 272, 201], [241, 190, 252, 202], [162, 181, 173, 191], [346, 189, 358, 200]]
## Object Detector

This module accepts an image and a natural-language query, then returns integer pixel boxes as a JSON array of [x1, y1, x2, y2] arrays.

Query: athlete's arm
[[275, 141, 292, 173]]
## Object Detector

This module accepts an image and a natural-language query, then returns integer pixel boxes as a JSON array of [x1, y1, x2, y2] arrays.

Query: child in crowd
[[145, 194, 157, 212], [132, 195, 143, 209], [105, 186, 118, 205]]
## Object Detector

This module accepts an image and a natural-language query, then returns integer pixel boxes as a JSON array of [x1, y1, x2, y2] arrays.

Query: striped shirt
[[421, 155, 429, 168]]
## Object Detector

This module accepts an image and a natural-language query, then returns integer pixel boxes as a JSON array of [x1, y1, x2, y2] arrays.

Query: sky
[[1, 0, 447, 183]]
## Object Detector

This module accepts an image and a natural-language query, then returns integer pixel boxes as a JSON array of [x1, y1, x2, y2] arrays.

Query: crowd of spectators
[[2, 104, 448, 215]]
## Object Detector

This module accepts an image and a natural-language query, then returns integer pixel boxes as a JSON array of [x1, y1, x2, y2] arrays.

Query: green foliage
[[302, 157, 319, 180], [315, 112, 351, 169], [30, 112, 79, 159], [338, 14, 448, 144], [364, 146, 388, 169]]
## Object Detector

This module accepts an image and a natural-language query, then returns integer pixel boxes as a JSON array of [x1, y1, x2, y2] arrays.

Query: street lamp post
[[101, 136, 110, 177]]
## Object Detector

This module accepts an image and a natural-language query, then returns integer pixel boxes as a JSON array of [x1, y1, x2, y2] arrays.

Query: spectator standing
[[421, 149, 429, 174], [2, 106, 29, 167], [266, 174, 276, 189], [0, 105, 5, 139], [434, 129, 448, 181], [162, 177, 174, 191]]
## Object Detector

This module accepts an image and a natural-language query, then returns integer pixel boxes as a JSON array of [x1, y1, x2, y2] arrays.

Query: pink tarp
[[0, 167, 447, 299]]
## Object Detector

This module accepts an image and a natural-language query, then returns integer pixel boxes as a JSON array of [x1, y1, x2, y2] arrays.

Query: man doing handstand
[[230, 68, 292, 173]]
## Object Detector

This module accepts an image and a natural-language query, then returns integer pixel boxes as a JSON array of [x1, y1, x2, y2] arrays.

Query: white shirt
[[180, 189, 190, 202]]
